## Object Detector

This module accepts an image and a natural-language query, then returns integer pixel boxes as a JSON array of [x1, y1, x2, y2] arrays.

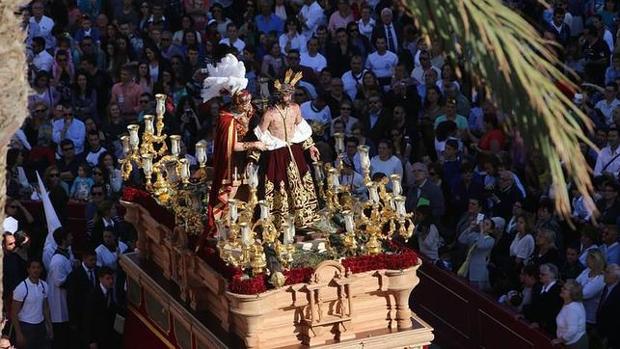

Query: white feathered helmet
[[201, 54, 248, 102]]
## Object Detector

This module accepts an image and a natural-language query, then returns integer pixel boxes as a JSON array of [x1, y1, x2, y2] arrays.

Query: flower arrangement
[[123, 187, 420, 295]]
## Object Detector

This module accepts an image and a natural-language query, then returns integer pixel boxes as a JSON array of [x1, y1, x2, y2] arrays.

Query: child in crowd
[[70, 163, 94, 201]]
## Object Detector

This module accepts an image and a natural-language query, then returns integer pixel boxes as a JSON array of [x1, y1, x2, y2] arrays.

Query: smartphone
[[476, 213, 484, 224]]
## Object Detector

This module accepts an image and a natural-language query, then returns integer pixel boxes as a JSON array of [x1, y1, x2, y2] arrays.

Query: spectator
[[52, 105, 86, 156], [95, 229, 129, 271], [576, 249, 606, 332], [523, 263, 563, 335], [110, 64, 144, 123], [371, 7, 401, 54], [255, 0, 284, 35], [11, 259, 52, 349], [30, 2, 55, 49], [552, 280, 588, 348], [300, 37, 327, 73], [370, 139, 403, 179], [596, 263, 620, 349], [458, 216, 496, 290], [220, 23, 245, 53], [593, 127, 620, 177], [579, 226, 600, 266], [561, 245, 586, 280], [532, 228, 562, 268], [69, 162, 94, 201], [412, 204, 441, 262], [66, 249, 98, 346], [600, 223, 620, 265], [509, 214, 535, 270], [87, 200, 124, 246], [56, 139, 81, 187], [84, 130, 107, 167], [405, 162, 445, 219], [71, 71, 98, 121], [82, 266, 120, 348], [365, 36, 398, 87]]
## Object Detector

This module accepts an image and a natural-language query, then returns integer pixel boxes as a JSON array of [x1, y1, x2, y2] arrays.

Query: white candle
[[334, 133, 345, 154], [155, 94, 166, 117], [127, 124, 140, 148], [233, 167, 238, 181], [195, 141, 207, 167], [247, 163, 259, 188], [314, 162, 324, 182], [358, 145, 370, 169], [215, 220, 227, 241], [391, 174, 402, 196], [240, 223, 252, 247], [170, 135, 181, 156], [282, 223, 292, 244], [343, 210, 354, 233], [258, 200, 270, 219], [328, 168, 340, 188], [179, 158, 190, 181], [228, 199, 238, 222], [144, 115, 155, 134], [120, 136, 130, 155], [368, 183, 379, 204], [394, 196, 407, 216], [141, 154, 153, 175]]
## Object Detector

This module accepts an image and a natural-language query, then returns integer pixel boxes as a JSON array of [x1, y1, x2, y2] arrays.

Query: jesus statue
[[254, 70, 320, 229]]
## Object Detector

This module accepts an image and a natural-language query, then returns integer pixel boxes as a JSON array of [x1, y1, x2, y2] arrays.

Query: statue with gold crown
[[254, 70, 320, 229]]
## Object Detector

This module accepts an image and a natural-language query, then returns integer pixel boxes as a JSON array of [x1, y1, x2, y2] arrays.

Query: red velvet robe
[[206, 110, 251, 236]]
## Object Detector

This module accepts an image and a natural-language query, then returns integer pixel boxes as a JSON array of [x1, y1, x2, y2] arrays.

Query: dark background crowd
[[3, 0, 620, 348]]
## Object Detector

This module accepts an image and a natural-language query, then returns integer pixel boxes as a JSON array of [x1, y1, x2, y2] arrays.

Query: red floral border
[[123, 187, 419, 295]]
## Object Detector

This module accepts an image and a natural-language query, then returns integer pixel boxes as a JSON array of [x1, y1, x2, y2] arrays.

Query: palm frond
[[406, 0, 596, 219]]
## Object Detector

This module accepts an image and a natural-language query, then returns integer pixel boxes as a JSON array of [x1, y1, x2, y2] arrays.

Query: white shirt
[[575, 268, 605, 324], [47, 252, 72, 323], [96, 241, 129, 271], [365, 50, 399, 78], [300, 101, 332, 125], [341, 69, 367, 100], [330, 116, 359, 136], [219, 37, 246, 53], [370, 155, 403, 178], [603, 29, 614, 52], [357, 18, 375, 40], [300, 51, 327, 72], [30, 16, 55, 48], [417, 224, 440, 261], [86, 146, 107, 167], [13, 278, 48, 324], [279, 33, 307, 55], [300, 1, 325, 39], [52, 118, 86, 155], [594, 145, 620, 176], [411, 65, 441, 85], [594, 98, 620, 126], [556, 302, 587, 345], [509, 233, 535, 261], [32, 50, 54, 72]]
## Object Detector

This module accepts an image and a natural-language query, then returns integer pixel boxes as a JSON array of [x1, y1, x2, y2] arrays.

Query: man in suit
[[67, 249, 98, 345], [523, 263, 563, 335], [83, 266, 119, 349], [371, 7, 401, 54], [597, 264, 620, 349], [405, 162, 445, 220], [362, 94, 392, 144]]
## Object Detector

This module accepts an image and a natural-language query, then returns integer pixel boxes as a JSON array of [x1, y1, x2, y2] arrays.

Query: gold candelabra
[[119, 94, 208, 235]]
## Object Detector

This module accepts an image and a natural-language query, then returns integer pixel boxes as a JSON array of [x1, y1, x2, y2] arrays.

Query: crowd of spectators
[[3, 0, 620, 348]]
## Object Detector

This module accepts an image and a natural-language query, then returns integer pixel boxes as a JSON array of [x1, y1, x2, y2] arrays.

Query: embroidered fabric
[[253, 118, 313, 150]]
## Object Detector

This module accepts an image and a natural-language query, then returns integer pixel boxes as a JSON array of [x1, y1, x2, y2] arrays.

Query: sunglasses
[[35, 108, 47, 113], [50, 173, 59, 177], [139, 100, 149, 104], [8, 205, 17, 209], [62, 147, 74, 151], [64, 113, 73, 116], [93, 171, 103, 175], [92, 191, 104, 195]]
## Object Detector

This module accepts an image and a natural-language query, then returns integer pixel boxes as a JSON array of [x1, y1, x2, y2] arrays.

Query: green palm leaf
[[406, 0, 596, 218]]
